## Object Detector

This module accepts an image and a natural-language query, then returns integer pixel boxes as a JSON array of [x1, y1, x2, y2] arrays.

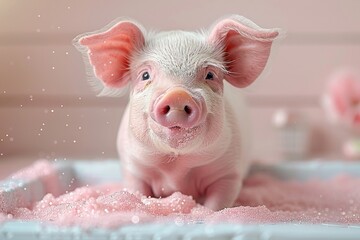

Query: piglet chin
[[149, 120, 202, 150]]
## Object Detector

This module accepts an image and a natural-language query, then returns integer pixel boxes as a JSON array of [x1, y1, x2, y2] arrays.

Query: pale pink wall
[[0, 0, 360, 164]]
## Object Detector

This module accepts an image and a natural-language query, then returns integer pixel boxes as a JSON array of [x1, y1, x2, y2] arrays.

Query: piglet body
[[75, 15, 279, 210]]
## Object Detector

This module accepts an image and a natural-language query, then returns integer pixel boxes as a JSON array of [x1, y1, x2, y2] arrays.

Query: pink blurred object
[[343, 139, 360, 159], [323, 69, 360, 159], [323, 69, 360, 129]]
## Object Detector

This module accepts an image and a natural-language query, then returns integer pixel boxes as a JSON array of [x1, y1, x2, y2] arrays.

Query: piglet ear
[[74, 20, 145, 89], [208, 15, 280, 88]]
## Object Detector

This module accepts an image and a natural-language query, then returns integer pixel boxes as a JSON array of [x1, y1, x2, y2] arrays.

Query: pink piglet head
[[74, 16, 279, 153]]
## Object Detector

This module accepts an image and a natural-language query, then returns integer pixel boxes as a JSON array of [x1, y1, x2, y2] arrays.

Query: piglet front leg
[[204, 177, 241, 211], [123, 170, 153, 196]]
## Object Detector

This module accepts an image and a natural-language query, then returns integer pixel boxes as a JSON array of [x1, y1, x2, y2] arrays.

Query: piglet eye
[[142, 71, 150, 81], [205, 71, 214, 80]]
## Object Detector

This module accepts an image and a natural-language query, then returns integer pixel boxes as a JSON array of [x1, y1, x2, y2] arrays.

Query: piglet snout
[[152, 87, 202, 129]]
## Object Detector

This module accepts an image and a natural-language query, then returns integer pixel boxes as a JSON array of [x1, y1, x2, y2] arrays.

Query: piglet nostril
[[184, 105, 192, 115], [162, 105, 171, 115]]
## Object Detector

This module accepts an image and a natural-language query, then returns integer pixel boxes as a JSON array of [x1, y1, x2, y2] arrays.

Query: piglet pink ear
[[209, 15, 280, 88], [75, 20, 145, 88]]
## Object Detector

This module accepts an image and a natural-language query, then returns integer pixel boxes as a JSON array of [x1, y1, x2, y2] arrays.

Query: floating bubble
[[131, 215, 140, 224]]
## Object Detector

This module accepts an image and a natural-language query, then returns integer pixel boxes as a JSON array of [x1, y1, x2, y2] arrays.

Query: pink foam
[[1, 162, 360, 229], [10, 160, 63, 196]]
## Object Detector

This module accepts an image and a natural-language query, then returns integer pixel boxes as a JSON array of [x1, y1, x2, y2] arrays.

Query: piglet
[[74, 15, 279, 210]]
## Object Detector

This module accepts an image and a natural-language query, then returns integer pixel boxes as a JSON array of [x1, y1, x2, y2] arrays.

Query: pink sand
[[1, 161, 360, 229]]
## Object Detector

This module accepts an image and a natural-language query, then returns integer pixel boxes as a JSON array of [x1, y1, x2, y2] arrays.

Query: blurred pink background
[[1, 0, 360, 177]]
